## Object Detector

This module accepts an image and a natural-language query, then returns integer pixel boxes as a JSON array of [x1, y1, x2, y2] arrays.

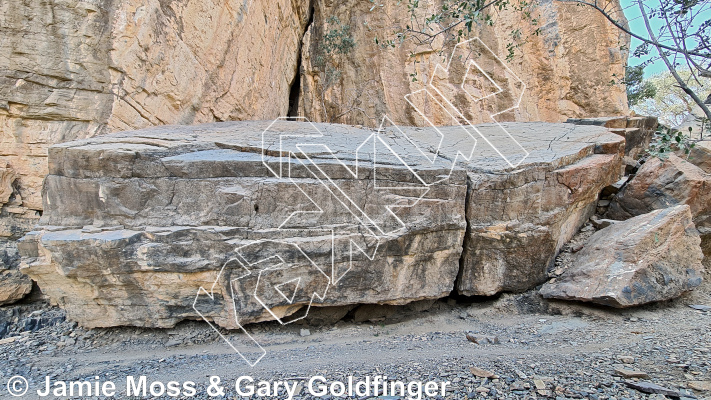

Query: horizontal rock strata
[[20, 121, 623, 328]]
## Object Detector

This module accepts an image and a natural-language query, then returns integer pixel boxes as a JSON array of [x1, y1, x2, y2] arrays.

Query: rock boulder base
[[541, 205, 704, 307]]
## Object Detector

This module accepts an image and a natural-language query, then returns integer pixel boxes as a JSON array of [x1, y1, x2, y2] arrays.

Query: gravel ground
[[0, 289, 709, 400], [1, 224, 710, 400]]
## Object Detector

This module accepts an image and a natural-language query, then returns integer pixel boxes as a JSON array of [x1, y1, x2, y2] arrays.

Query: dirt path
[[1, 293, 709, 399]]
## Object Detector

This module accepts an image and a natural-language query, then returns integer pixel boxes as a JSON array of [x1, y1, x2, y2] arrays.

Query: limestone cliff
[[296, 0, 629, 125], [0, 0, 629, 236]]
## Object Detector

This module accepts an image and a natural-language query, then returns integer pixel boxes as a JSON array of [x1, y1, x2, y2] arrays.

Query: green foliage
[[322, 16, 356, 56], [631, 68, 710, 128], [314, 17, 356, 91], [647, 125, 697, 159], [625, 65, 657, 106]]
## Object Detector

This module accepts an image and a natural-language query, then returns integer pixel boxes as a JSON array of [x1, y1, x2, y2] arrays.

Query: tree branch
[[557, 0, 710, 59], [638, 1, 711, 123]]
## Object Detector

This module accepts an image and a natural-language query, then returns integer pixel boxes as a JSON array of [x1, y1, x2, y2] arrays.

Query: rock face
[[0, 0, 629, 234], [686, 140, 711, 174], [459, 148, 623, 296], [541, 205, 704, 307], [296, 0, 629, 126], [19, 120, 623, 328], [0, 0, 310, 232], [0, 268, 32, 306]]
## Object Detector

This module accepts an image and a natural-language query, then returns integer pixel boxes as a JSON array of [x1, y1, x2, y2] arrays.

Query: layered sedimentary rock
[[0, 0, 310, 230], [1, 0, 629, 232], [567, 116, 658, 159], [457, 126, 624, 295], [18, 120, 623, 328], [541, 205, 704, 307]]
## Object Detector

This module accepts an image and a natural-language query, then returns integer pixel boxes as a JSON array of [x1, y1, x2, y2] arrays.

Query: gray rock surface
[[566, 116, 658, 159], [541, 205, 704, 307], [19, 120, 624, 328]]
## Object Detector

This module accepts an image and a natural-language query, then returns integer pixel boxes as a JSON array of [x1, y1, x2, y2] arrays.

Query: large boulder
[[566, 116, 658, 159], [19, 120, 623, 328], [0, 0, 311, 234], [541, 205, 704, 307], [458, 148, 622, 296]]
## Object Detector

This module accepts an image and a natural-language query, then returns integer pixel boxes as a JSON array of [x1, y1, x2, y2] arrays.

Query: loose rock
[[541, 205, 704, 307], [0, 268, 32, 305]]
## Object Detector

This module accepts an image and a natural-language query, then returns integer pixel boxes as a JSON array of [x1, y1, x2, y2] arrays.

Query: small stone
[[466, 333, 500, 344], [0, 336, 18, 345], [689, 304, 711, 312], [570, 242, 585, 253], [688, 381, 711, 391], [617, 356, 635, 364], [470, 366, 497, 379], [534, 379, 547, 390], [590, 216, 618, 230], [475, 387, 489, 393], [614, 368, 649, 379], [625, 381, 682, 397], [300, 329, 311, 337]]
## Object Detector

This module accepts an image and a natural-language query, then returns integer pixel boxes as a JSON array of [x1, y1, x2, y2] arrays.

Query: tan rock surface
[[541, 205, 704, 307], [1, 0, 310, 226], [567, 116, 658, 159], [607, 154, 711, 258], [19, 120, 623, 328], [296, 0, 629, 126]]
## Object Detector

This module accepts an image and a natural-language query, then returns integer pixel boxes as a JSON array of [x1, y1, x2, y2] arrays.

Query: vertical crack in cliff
[[451, 173, 473, 298], [288, 4, 315, 118]]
